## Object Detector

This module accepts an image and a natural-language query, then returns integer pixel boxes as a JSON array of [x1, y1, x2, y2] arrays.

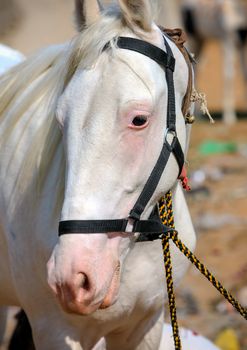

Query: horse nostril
[[76, 272, 90, 291]]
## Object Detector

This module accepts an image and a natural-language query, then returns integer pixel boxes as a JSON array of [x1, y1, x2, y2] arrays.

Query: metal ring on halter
[[164, 128, 177, 144]]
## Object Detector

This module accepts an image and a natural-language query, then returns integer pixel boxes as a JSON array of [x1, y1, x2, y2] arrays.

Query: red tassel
[[179, 166, 191, 191]]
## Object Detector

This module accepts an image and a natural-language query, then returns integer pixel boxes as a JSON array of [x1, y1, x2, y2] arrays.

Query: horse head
[[47, 0, 190, 315]]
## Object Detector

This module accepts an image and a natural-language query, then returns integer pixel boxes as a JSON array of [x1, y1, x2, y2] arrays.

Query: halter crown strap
[[59, 35, 185, 239], [116, 37, 175, 72]]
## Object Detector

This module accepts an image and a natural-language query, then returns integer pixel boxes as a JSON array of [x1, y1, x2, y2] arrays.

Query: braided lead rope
[[158, 191, 247, 349], [160, 193, 182, 350], [168, 230, 247, 320]]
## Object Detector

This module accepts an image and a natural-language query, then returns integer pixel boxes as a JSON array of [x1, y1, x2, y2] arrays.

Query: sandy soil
[[0, 1, 246, 349], [176, 121, 247, 349]]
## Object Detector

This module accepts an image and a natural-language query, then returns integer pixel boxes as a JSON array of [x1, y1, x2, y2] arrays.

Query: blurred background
[[0, 0, 246, 349]]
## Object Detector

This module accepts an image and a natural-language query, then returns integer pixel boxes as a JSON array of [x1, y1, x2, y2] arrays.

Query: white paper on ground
[[160, 324, 220, 350]]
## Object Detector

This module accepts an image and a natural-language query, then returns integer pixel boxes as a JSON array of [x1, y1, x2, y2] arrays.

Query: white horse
[[0, 0, 199, 349], [182, 0, 247, 124]]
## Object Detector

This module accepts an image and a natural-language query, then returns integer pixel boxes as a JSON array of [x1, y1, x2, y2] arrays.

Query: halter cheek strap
[[59, 35, 185, 240]]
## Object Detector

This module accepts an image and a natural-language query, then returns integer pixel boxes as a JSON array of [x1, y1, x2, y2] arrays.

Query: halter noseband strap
[[59, 35, 186, 241]]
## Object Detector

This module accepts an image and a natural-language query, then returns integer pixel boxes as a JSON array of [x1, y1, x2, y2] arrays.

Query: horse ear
[[74, 0, 103, 31], [118, 0, 152, 32]]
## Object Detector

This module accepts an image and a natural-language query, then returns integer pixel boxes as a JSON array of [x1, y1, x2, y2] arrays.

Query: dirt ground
[[176, 120, 247, 349], [0, 0, 246, 349]]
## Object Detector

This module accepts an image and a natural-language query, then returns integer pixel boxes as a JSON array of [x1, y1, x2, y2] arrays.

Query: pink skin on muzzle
[[47, 234, 124, 315]]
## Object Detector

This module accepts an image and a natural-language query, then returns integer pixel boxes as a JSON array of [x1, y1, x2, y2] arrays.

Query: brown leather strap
[[160, 27, 194, 118]]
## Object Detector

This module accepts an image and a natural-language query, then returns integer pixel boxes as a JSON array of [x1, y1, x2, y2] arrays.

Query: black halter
[[59, 35, 185, 241]]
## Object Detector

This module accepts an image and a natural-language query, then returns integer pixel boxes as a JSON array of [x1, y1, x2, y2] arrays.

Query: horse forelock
[[63, 5, 153, 86]]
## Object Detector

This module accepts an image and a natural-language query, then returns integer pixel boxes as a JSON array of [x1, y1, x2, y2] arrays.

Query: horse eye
[[132, 116, 148, 127]]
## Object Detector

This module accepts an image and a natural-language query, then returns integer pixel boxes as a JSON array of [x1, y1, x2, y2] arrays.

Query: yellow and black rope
[[158, 191, 247, 350], [160, 193, 181, 350], [169, 231, 247, 319]]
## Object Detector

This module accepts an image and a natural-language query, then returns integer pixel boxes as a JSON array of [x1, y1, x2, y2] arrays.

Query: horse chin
[[99, 263, 120, 310], [59, 300, 102, 316], [57, 287, 119, 316]]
